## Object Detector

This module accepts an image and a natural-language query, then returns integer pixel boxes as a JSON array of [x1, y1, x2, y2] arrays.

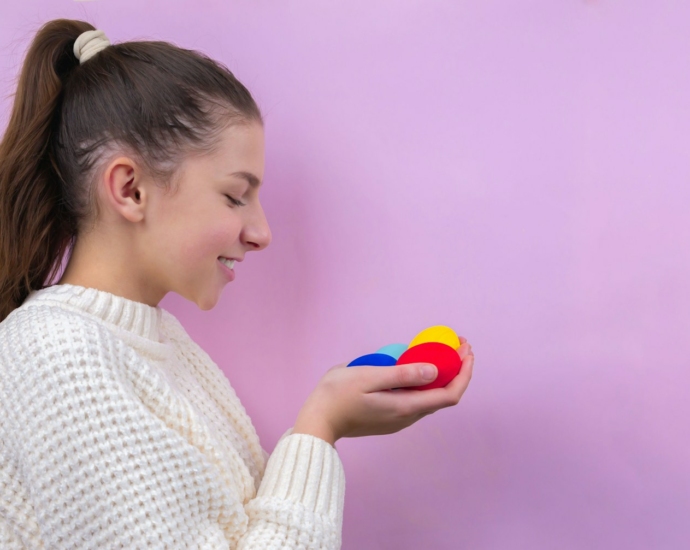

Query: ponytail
[[0, 19, 90, 323]]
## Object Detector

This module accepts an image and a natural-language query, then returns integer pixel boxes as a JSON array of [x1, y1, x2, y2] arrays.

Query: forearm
[[292, 410, 338, 447]]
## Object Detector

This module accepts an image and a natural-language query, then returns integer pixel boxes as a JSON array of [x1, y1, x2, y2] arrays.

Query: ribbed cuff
[[256, 431, 346, 524]]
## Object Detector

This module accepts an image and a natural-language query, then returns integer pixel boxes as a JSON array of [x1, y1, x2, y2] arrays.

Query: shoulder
[[1, 301, 110, 352], [0, 303, 126, 391], [0, 303, 146, 441]]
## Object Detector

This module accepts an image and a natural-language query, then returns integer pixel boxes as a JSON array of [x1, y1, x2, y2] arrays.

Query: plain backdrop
[[2, 1, 689, 548]]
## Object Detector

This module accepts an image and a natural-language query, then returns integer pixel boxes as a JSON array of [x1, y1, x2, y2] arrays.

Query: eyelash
[[224, 194, 246, 207]]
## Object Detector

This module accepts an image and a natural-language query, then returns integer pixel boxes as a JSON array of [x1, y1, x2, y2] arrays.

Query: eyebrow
[[229, 171, 261, 189]]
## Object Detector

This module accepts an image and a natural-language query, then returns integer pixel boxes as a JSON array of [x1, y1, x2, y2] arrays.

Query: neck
[[58, 231, 166, 307]]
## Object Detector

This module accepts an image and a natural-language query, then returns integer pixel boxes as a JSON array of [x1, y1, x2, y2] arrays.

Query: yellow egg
[[409, 325, 460, 350]]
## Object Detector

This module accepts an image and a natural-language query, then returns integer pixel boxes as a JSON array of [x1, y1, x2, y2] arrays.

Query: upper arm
[[2, 310, 243, 549]]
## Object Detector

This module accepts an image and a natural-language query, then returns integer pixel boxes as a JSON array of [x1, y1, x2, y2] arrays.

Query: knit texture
[[0, 283, 345, 549]]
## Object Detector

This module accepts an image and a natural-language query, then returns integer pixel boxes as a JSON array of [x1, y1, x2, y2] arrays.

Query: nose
[[241, 201, 272, 251]]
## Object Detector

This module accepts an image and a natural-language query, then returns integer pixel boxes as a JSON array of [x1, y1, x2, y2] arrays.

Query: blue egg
[[375, 343, 408, 360], [347, 353, 397, 367]]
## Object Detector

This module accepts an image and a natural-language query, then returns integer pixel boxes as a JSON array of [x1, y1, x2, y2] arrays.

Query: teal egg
[[375, 343, 408, 360]]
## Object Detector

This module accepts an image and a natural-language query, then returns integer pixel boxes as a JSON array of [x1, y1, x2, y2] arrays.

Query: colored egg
[[375, 343, 408, 360], [409, 325, 460, 350], [396, 341, 462, 390], [347, 353, 398, 367]]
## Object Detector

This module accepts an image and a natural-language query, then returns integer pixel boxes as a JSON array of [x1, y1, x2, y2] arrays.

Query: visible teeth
[[219, 257, 235, 269]]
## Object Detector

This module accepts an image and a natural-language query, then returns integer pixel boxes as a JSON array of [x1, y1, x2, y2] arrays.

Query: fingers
[[354, 340, 473, 393], [418, 353, 473, 410], [361, 362, 439, 393], [370, 353, 474, 416], [445, 352, 473, 398]]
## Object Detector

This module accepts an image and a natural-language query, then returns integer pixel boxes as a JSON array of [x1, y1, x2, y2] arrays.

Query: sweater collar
[[23, 283, 163, 341]]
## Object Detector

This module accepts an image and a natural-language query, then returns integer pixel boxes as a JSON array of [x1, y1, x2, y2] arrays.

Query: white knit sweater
[[0, 283, 345, 549]]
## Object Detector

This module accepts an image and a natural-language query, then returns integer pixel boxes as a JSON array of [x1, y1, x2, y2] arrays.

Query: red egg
[[396, 342, 462, 390]]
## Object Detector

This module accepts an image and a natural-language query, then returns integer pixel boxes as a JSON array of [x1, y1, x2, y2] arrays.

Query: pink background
[[2, 1, 689, 548]]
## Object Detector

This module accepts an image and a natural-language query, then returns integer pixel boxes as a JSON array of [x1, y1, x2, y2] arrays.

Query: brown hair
[[0, 19, 262, 322]]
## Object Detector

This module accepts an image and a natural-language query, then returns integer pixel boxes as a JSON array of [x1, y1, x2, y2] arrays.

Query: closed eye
[[224, 194, 246, 207]]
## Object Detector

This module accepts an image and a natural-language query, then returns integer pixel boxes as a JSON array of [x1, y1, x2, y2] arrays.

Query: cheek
[[154, 195, 242, 269], [180, 223, 241, 265]]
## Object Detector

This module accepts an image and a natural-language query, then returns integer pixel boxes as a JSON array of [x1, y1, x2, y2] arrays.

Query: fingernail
[[421, 364, 436, 380]]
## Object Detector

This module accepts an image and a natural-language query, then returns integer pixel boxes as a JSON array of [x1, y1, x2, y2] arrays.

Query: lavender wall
[[2, 2, 689, 548]]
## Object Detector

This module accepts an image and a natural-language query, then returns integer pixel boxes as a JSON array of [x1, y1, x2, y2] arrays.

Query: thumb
[[364, 362, 437, 392]]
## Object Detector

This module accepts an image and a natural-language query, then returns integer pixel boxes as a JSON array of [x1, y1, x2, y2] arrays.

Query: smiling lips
[[218, 257, 237, 281], [218, 257, 236, 269]]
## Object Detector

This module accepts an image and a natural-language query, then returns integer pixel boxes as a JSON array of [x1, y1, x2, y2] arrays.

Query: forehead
[[188, 122, 265, 180], [212, 122, 264, 164]]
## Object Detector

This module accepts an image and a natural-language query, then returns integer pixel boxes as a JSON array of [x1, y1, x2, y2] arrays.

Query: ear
[[101, 156, 147, 223]]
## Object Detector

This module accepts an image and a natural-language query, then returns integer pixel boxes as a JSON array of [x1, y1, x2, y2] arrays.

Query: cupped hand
[[292, 338, 474, 445]]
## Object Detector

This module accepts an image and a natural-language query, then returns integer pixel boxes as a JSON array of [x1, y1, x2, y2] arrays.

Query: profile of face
[[63, 120, 272, 309], [146, 121, 272, 309]]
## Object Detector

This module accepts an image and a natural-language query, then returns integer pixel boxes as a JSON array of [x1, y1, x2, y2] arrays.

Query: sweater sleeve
[[1, 307, 346, 549], [237, 428, 346, 550], [158, 309, 347, 549]]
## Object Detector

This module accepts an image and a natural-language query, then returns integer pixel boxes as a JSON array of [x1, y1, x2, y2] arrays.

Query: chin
[[179, 285, 220, 311], [196, 295, 220, 311]]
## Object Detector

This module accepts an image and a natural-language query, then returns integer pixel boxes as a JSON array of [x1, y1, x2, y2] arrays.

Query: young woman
[[0, 19, 474, 549]]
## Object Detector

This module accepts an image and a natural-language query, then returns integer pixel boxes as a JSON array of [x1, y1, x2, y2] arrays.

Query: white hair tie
[[73, 29, 111, 64]]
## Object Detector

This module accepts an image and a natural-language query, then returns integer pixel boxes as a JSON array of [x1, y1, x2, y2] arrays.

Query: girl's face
[[144, 121, 271, 309]]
